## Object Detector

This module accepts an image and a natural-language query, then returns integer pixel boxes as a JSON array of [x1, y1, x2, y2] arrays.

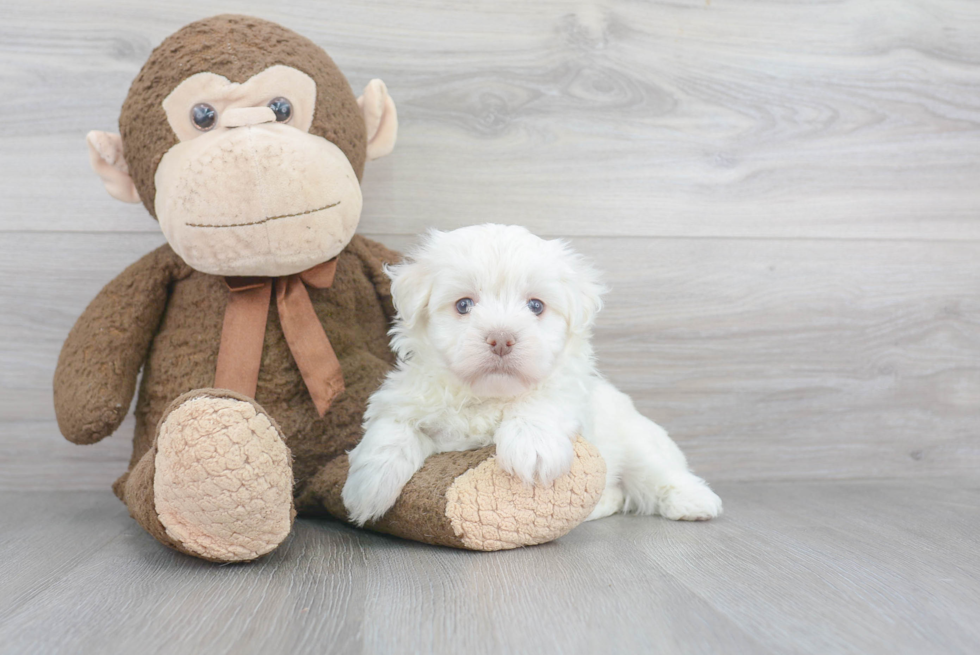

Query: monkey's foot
[[443, 438, 606, 550], [152, 389, 294, 562], [306, 437, 606, 551]]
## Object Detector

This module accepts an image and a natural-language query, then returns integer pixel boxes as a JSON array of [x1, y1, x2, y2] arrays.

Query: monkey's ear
[[357, 79, 398, 161], [86, 131, 141, 204]]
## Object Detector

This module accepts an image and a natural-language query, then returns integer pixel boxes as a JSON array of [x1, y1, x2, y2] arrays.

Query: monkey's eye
[[527, 299, 545, 315], [455, 298, 475, 315], [268, 97, 292, 123], [190, 103, 217, 131]]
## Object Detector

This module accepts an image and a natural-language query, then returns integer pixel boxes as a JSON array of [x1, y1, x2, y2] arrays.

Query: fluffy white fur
[[342, 224, 723, 526]]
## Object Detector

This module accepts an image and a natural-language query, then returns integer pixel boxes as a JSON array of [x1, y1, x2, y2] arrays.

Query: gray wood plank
[[639, 481, 980, 654], [2, 0, 980, 239], [3, 232, 977, 488], [1, 481, 977, 654], [0, 420, 133, 491], [582, 236, 980, 483], [0, 491, 130, 623]]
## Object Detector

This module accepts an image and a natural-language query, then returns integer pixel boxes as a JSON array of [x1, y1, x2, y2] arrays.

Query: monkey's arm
[[54, 244, 186, 444], [300, 438, 606, 550]]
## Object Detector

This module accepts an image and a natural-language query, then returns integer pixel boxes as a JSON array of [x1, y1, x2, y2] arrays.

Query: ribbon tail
[[215, 281, 273, 398], [276, 275, 345, 417]]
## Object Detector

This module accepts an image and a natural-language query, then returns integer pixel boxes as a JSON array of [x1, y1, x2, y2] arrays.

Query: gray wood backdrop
[[1, 0, 978, 491]]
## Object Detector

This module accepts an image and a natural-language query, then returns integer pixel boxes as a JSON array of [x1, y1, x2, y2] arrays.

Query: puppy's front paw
[[494, 420, 575, 486], [659, 480, 723, 521], [342, 419, 432, 527], [342, 463, 405, 527]]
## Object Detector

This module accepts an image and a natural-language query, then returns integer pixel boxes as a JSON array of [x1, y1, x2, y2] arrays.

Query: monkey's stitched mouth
[[185, 201, 341, 229]]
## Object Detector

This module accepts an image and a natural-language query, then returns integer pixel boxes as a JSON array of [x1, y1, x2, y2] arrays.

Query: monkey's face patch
[[154, 66, 363, 277]]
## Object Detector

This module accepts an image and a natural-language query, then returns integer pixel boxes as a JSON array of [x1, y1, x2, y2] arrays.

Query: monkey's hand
[[53, 244, 184, 445]]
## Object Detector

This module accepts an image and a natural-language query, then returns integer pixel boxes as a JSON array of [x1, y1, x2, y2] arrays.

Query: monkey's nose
[[486, 332, 516, 357], [221, 106, 277, 129]]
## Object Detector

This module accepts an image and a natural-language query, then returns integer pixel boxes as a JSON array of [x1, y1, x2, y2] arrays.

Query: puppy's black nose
[[486, 332, 516, 357]]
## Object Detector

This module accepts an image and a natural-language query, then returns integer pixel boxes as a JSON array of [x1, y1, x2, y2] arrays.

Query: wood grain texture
[[1, 482, 977, 654], [2, 231, 977, 489], [3, 0, 979, 487], [1, 0, 980, 238], [2, 2, 979, 652]]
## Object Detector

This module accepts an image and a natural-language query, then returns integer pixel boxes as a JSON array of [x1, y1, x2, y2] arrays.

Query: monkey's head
[[87, 15, 397, 277]]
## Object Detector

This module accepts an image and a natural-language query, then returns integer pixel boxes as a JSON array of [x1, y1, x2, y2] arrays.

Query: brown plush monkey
[[54, 15, 605, 562]]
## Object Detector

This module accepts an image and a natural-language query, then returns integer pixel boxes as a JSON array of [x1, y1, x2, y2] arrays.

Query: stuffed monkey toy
[[54, 15, 605, 562]]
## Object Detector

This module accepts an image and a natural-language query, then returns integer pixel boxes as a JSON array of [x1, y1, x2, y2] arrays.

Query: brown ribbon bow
[[214, 259, 344, 417]]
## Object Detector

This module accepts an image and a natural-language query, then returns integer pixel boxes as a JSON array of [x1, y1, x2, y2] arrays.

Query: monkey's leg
[[114, 389, 295, 562], [302, 438, 605, 551]]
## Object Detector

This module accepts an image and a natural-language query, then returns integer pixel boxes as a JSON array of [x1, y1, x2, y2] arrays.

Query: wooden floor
[[2, 0, 979, 653], [2, 480, 978, 655]]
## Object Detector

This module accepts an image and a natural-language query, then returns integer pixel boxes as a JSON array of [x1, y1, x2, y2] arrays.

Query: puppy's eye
[[455, 298, 475, 315], [190, 103, 217, 131], [527, 299, 545, 315]]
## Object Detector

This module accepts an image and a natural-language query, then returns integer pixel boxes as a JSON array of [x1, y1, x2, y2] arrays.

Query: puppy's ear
[[390, 230, 446, 328], [388, 258, 434, 330], [558, 243, 606, 334]]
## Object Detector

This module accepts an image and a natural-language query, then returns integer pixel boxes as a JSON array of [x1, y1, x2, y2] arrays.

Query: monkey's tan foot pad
[[445, 437, 606, 551], [154, 391, 294, 562]]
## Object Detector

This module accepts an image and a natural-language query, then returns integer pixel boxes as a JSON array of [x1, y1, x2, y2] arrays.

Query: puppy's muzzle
[[486, 331, 516, 357]]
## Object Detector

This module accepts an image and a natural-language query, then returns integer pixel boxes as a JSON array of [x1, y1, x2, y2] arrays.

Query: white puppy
[[342, 224, 722, 526]]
